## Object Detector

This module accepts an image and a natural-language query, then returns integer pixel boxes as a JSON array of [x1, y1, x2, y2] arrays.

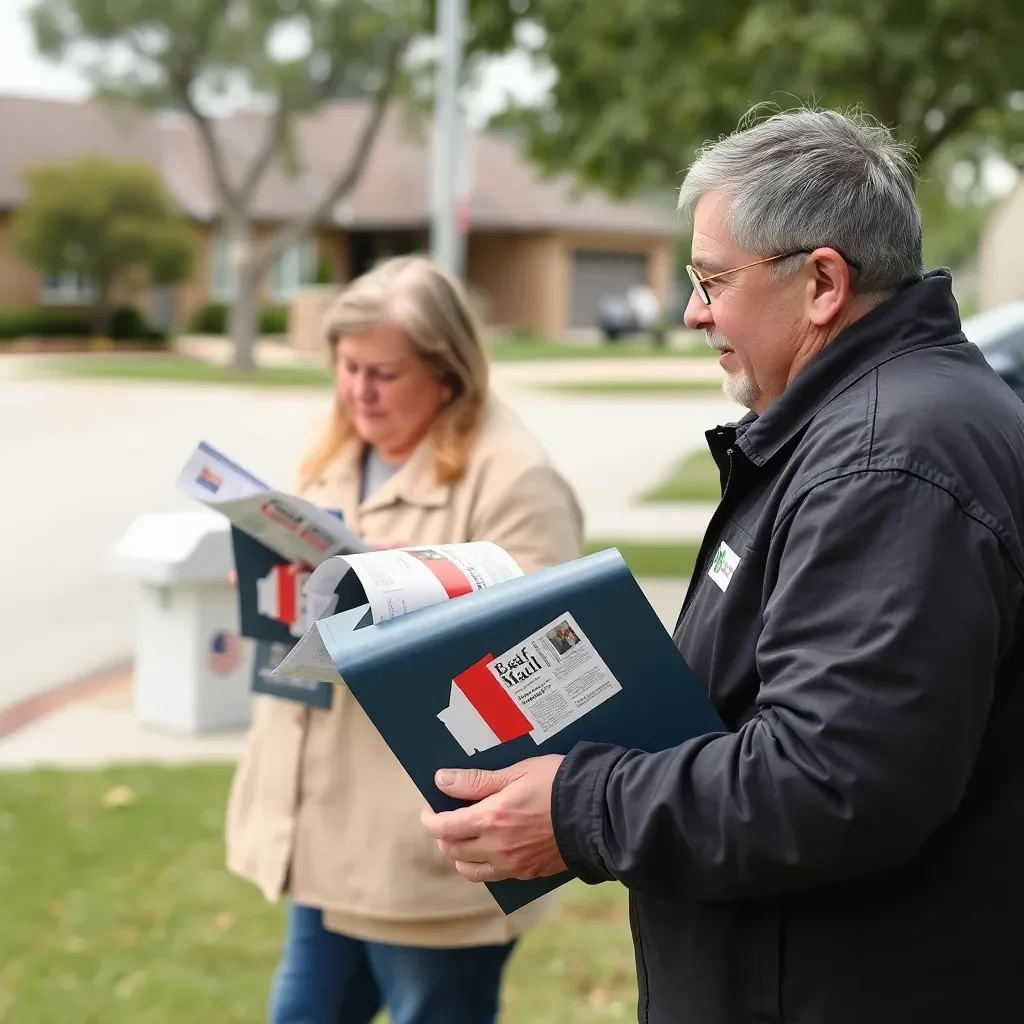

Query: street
[[1, 365, 735, 710]]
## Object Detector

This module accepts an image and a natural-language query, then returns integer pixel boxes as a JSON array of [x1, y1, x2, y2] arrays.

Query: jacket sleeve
[[552, 468, 1019, 900], [469, 462, 584, 574]]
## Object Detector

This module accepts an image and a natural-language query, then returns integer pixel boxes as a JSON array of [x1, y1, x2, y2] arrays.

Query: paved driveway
[[1, 364, 734, 709]]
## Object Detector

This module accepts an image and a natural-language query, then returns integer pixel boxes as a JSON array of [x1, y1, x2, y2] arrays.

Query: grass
[[22, 336, 717, 387], [34, 353, 334, 388], [542, 379, 722, 397], [0, 766, 636, 1024], [641, 448, 721, 503], [584, 539, 701, 578], [488, 337, 714, 361]]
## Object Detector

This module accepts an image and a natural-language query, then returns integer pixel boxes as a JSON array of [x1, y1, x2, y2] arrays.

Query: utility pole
[[430, 0, 466, 278]]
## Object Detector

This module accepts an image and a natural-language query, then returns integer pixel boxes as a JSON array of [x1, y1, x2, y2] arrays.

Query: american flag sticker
[[196, 465, 223, 494], [208, 630, 241, 675]]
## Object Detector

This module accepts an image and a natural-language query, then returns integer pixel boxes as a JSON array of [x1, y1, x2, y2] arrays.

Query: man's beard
[[707, 332, 762, 410]]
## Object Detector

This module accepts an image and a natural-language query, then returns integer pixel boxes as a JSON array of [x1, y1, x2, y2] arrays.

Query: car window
[[961, 302, 1024, 351]]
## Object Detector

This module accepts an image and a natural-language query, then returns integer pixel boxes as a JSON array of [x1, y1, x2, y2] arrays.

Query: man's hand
[[420, 755, 567, 883]]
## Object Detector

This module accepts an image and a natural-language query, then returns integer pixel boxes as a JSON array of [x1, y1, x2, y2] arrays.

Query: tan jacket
[[225, 396, 584, 948]]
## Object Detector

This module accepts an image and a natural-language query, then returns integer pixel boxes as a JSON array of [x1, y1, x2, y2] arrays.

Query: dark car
[[961, 301, 1024, 400]]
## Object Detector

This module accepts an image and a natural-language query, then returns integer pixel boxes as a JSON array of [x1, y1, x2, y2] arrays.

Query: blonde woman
[[226, 255, 584, 1024]]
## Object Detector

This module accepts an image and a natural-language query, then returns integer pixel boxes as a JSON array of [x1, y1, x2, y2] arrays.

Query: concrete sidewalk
[[0, 577, 689, 771]]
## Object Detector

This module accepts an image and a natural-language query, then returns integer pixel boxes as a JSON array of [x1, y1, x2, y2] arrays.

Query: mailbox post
[[111, 510, 253, 735]]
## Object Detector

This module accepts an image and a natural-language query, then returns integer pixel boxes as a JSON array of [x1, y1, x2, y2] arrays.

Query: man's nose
[[683, 290, 714, 331]]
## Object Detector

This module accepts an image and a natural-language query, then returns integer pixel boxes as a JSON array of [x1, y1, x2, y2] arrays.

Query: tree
[[30, 0, 421, 369], [505, 0, 1024, 198], [13, 157, 194, 335]]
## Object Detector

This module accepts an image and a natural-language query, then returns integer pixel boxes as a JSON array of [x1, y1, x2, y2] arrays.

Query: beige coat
[[225, 396, 584, 947]]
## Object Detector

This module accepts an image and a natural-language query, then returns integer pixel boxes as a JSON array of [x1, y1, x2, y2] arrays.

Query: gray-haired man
[[422, 108, 1024, 1023]]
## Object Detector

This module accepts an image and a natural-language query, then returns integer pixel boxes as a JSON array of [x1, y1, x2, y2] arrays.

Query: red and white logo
[[256, 563, 310, 638], [437, 653, 534, 756]]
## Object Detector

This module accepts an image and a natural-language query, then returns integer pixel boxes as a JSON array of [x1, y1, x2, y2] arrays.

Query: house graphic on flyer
[[437, 653, 535, 755], [256, 563, 310, 638]]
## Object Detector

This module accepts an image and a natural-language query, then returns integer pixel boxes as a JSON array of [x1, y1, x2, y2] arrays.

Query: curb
[[0, 661, 132, 742]]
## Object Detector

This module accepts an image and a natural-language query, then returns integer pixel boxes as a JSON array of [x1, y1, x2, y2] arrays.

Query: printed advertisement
[[177, 440, 368, 566], [304, 541, 524, 627], [437, 611, 623, 756]]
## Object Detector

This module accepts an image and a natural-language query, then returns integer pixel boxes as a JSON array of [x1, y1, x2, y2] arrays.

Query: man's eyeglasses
[[686, 250, 861, 306]]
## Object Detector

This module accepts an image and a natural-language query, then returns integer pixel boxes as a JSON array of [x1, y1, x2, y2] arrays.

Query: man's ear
[[805, 248, 853, 327]]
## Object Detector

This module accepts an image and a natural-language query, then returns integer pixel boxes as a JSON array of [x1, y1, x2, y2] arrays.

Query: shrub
[[0, 305, 165, 343], [190, 302, 228, 334], [260, 304, 289, 335], [0, 308, 91, 340], [189, 302, 289, 336]]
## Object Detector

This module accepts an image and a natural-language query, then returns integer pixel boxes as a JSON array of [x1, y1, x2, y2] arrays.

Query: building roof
[[0, 94, 680, 238]]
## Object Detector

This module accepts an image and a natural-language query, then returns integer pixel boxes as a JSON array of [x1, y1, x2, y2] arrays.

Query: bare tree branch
[[237, 102, 290, 208], [172, 73, 243, 219], [917, 101, 983, 164], [259, 31, 411, 267]]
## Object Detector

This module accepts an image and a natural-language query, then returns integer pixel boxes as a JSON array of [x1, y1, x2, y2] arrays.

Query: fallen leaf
[[102, 786, 136, 809], [114, 971, 146, 999]]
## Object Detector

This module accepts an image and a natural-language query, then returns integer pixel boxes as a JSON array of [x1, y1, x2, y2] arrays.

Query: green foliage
[[189, 302, 289, 335], [12, 157, 193, 332], [0, 305, 164, 342], [510, 0, 1024, 196], [189, 302, 228, 335], [314, 253, 334, 285], [260, 304, 289, 335]]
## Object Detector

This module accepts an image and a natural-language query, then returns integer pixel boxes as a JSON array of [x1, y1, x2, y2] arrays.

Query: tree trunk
[[89, 294, 109, 338], [225, 220, 261, 371], [229, 266, 260, 371]]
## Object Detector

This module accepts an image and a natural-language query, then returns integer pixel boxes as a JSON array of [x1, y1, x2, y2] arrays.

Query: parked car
[[961, 301, 1024, 400]]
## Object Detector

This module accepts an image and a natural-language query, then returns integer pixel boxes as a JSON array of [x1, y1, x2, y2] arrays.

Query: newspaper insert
[[305, 541, 524, 627], [438, 611, 623, 755], [273, 542, 524, 682], [177, 441, 368, 565]]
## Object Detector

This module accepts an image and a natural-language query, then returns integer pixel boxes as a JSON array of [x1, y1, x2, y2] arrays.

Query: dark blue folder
[[307, 547, 726, 915]]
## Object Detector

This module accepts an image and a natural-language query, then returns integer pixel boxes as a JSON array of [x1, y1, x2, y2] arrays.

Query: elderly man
[[421, 108, 1024, 1023]]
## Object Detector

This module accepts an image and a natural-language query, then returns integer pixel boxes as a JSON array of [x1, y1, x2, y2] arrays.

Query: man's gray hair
[[677, 106, 923, 297]]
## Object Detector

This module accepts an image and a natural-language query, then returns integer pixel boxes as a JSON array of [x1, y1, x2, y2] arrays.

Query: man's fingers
[[419, 803, 482, 843], [454, 860, 509, 883], [435, 765, 522, 801]]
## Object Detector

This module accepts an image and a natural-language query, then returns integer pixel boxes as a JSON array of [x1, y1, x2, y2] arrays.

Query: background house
[[978, 180, 1024, 310], [0, 95, 680, 338]]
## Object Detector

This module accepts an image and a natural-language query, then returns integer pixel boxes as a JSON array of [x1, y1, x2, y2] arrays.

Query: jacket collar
[[734, 269, 964, 466], [330, 429, 450, 515]]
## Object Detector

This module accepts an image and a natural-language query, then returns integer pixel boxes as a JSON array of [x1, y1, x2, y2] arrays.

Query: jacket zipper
[[630, 895, 652, 1022], [675, 443, 737, 631]]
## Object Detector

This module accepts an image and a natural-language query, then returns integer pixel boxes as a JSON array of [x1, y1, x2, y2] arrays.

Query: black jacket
[[552, 271, 1024, 1023]]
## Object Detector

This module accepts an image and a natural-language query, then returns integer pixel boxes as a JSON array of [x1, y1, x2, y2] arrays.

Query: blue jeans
[[269, 904, 516, 1024]]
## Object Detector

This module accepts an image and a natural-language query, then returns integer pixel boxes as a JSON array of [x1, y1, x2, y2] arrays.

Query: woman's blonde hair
[[297, 253, 490, 490]]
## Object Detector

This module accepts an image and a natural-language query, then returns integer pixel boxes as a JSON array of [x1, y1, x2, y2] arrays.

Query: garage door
[[570, 250, 649, 329]]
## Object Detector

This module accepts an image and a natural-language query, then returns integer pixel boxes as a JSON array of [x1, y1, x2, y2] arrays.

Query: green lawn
[[585, 539, 700, 578], [34, 353, 334, 388], [641, 448, 721, 503], [542, 379, 722, 397], [0, 766, 636, 1024], [487, 336, 713, 361]]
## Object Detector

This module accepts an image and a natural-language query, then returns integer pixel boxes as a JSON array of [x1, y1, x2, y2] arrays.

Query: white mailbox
[[111, 510, 253, 735]]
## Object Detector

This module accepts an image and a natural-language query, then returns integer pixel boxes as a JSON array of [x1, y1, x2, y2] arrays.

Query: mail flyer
[[438, 611, 623, 755], [276, 542, 525, 681], [177, 441, 368, 566], [305, 541, 524, 627]]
